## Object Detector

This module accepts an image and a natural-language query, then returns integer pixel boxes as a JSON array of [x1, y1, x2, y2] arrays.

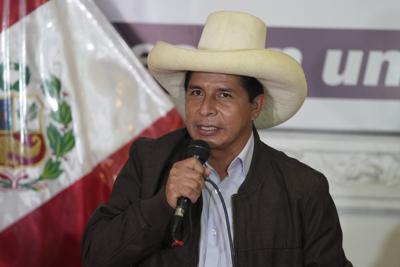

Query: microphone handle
[[171, 196, 190, 243], [170, 144, 209, 246]]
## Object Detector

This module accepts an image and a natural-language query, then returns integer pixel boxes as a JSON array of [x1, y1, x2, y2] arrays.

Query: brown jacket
[[81, 128, 352, 267]]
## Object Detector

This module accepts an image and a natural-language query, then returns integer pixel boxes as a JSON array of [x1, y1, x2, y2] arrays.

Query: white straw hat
[[148, 10, 307, 128]]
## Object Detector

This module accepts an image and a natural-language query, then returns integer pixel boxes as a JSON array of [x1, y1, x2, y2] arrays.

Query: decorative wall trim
[[259, 129, 400, 212]]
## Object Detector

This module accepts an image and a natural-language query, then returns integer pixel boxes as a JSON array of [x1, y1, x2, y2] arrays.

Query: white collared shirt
[[198, 133, 254, 267]]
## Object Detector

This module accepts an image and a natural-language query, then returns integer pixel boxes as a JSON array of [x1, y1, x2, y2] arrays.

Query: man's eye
[[218, 91, 232, 98], [189, 89, 202, 96]]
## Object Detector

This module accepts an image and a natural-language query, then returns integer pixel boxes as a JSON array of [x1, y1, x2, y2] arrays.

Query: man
[[81, 11, 352, 267]]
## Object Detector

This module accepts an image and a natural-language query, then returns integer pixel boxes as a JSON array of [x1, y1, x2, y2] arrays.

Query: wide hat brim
[[148, 41, 307, 128]]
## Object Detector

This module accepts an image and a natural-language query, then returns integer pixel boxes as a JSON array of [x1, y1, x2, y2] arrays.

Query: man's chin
[[187, 130, 216, 146]]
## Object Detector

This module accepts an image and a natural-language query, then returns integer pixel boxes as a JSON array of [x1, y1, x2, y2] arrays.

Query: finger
[[182, 157, 206, 174], [177, 176, 205, 192], [168, 172, 204, 192], [169, 167, 205, 185], [166, 181, 202, 205], [179, 185, 202, 203], [167, 175, 204, 204], [165, 185, 180, 208]]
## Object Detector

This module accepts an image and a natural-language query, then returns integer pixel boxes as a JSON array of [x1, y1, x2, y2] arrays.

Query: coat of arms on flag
[[0, 62, 75, 190]]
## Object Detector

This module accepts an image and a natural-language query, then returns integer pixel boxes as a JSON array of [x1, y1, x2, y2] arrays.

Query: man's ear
[[250, 94, 265, 121]]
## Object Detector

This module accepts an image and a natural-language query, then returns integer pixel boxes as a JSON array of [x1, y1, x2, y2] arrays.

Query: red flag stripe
[[0, 108, 183, 267], [0, 0, 48, 32]]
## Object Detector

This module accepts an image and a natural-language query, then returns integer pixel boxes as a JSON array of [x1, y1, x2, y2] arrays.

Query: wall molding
[[259, 129, 400, 212]]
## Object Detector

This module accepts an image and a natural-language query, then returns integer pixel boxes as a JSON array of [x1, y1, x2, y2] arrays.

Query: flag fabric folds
[[0, 0, 182, 266]]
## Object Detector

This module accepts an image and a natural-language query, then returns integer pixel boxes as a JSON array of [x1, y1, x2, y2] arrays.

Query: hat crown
[[198, 11, 267, 51]]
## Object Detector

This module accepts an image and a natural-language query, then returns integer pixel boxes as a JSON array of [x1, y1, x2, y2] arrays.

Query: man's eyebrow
[[217, 87, 232, 90], [187, 84, 202, 89], [216, 86, 233, 92]]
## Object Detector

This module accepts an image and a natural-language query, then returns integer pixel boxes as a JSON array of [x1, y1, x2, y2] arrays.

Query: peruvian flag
[[0, 0, 182, 266]]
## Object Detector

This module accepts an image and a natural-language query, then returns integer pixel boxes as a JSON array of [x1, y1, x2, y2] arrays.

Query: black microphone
[[171, 140, 210, 246]]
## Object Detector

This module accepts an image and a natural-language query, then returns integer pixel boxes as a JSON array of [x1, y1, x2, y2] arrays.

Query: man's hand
[[166, 157, 211, 208]]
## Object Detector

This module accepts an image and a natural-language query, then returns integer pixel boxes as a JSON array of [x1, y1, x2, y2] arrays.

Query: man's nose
[[199, 95, 216, 116]]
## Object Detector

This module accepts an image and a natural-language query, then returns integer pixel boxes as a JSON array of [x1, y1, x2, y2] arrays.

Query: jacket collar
[[236, 127, 275, 197]]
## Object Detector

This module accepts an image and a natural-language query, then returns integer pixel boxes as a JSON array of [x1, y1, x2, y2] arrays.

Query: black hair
[[239, 75, 264, 102], [184, 71, 264, 102]]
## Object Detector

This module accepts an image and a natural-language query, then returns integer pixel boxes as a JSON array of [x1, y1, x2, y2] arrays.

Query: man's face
[[185, 72, 264, 154]]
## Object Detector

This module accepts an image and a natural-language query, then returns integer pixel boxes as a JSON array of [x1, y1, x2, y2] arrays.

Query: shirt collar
[[206, 132, 254, 182], [230, 132, 254, 177]]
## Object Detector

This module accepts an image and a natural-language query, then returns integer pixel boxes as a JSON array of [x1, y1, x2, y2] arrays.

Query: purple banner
[[114, 23, 400, 100]]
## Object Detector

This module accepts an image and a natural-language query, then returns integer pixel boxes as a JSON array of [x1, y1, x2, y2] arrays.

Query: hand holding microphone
[[166, 140, 210, 246]]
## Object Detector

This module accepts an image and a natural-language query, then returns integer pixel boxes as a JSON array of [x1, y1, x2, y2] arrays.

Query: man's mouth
[[197, 124, 219, 135]]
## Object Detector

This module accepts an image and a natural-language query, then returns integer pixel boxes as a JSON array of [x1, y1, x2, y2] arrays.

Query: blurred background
[[0, 0, 399, 266]]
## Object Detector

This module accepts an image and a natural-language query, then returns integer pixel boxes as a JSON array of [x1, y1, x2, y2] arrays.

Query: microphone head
[[186, 140, 210, 164]]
